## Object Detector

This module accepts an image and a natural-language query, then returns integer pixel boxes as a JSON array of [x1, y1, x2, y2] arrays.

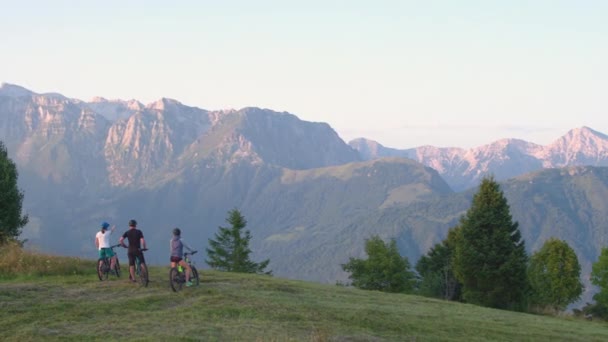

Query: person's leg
[[107, 249, 116, 270], [98, 249, 105, 269], [128, 252, 136, 281], [110, 255, 117, 270], [179, 260, 191, 282]]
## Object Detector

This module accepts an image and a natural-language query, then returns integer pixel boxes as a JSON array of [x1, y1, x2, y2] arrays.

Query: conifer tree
[[528, 238, 583, 311], [416, 227, 462, 300], [452, 176, 528, 310], [0, 141, 28, 244], [206, 208, 271, 275]]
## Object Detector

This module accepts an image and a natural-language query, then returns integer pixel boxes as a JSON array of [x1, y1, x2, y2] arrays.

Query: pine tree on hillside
[[0, 141, 29, 244], [452, 176, 528, 310], [206, 208, 272, 275], [416, 227, 462, 301]]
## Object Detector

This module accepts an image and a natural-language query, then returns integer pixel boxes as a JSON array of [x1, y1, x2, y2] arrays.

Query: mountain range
[[350, 127, 608, 191], [2, 83, 608, 303]]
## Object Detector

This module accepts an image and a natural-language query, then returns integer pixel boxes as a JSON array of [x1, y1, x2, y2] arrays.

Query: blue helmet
[[101, 222, 110, 230]]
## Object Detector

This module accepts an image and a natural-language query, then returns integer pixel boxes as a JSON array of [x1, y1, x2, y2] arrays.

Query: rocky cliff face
[[1, 83, 360, 190], [103, 98, 213, 186], [0, 87, 108, 186], [543, 127, 608, 167], [87, 97, 144, 122], [236, 107, 361, 170]]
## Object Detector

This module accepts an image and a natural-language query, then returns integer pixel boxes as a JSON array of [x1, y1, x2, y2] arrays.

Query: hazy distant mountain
[[103, 98, 213, 187], [3, 82, 608, 294], [179, 107, 361, 169], [0, 83, 34, 97], [0, 86, 109, 189], [0, 83, 367, 269], [75, 157, 453, 284], [350, 127, 608, 191], [87, 97, 144, 122]]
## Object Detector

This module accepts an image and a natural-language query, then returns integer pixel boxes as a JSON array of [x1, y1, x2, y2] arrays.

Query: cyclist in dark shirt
[[119, 219, 147, 283]]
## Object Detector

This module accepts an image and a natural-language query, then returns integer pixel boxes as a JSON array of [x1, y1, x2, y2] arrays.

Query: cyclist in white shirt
[[95, 222, 117, 273]]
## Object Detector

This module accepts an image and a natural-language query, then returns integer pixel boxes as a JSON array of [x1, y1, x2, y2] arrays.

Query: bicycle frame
[[134, 248, 149, 287], [97, 244, 122, 280], [170, 250, 199, 292], [134, 249, 147, 273], [177, 252, 194, 272]]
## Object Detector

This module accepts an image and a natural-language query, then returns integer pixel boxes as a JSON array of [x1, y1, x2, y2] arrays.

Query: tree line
[[342, 176, 608, 317]]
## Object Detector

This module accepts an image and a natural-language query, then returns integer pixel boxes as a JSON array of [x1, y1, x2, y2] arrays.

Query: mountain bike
[[169, 250, 199, 292], [127, 248, 149, 287], [97, 244, 122, 281]]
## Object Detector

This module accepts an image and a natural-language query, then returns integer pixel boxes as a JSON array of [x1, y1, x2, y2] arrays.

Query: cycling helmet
[[101, 222, 110, 229], [173, 227, 181, 236], [128, 219, 137, 227]]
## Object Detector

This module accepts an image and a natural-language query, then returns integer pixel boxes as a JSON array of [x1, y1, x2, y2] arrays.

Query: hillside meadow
[[1, 246, 608, 341]]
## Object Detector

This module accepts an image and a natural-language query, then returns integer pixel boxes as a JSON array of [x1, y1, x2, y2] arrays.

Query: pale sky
[[1, 0, 607, 148]]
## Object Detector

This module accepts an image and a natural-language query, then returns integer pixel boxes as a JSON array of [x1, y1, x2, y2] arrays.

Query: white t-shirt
[[96, 230, 113, 249]]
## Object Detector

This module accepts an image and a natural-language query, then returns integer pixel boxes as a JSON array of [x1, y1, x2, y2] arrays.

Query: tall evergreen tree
[[206, 208, 271, 275], [416, 227, 462, 301], [342, 235, 415, 293], [452, 176, 528, 310], [0, 141, 28, 244], [528, 238, 583, 311]]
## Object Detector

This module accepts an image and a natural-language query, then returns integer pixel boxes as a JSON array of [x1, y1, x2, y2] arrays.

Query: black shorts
[[170, 256, 182, 263], [128, 250, 145, 266]]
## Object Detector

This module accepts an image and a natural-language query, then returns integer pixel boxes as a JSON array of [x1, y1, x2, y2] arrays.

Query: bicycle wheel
[[97, 259, 109, 281], [169, 267, 182, 292], [138, 263, 149, 287], [190, 266, 200, 287], [114, 258, 121, 278]]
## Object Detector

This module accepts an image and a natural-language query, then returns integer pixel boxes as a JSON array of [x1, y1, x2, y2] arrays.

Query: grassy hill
[[1, 252, 608, 341]]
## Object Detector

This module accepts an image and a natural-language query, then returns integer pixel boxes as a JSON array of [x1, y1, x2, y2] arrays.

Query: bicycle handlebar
[[117, 244, 148, 252], [185, 250, 198, 256]]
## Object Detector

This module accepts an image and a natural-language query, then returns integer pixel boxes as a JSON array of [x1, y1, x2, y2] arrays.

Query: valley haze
[[1, 83, 608, 307]]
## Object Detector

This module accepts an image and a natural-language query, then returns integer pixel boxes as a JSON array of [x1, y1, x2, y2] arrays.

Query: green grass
[[0, 242, 95, 278], [1, 262, 608, 342]]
